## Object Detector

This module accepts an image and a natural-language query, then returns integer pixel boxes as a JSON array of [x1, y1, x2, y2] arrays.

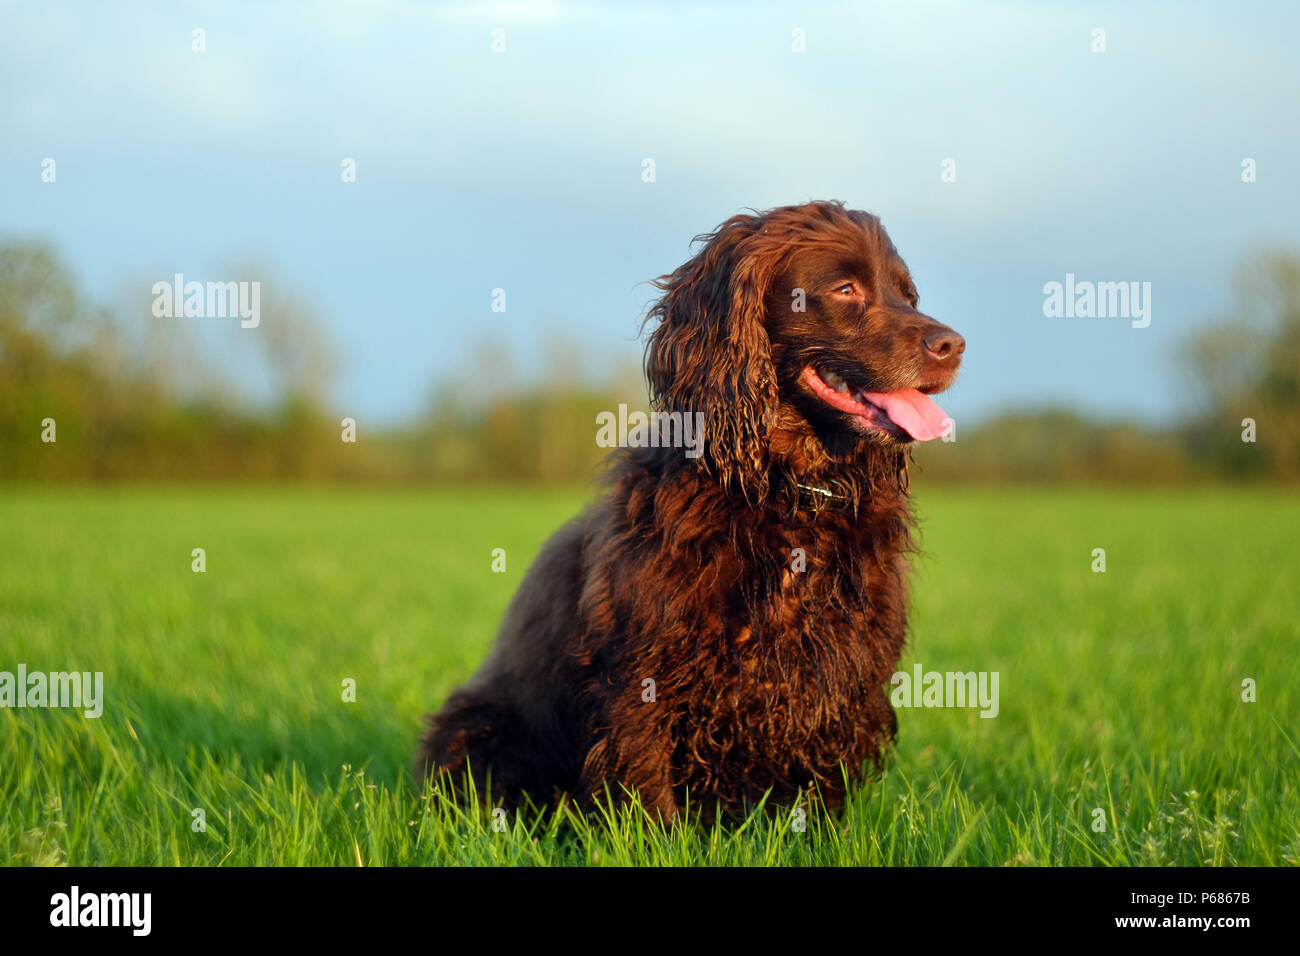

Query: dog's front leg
[[577, 696, 679, 822]]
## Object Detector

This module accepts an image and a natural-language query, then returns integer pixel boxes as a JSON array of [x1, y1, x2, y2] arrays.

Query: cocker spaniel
[[416, 200, 964, 819]]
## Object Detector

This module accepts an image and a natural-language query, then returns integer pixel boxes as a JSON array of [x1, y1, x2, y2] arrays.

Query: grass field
[[1, 485, 1297, 866]]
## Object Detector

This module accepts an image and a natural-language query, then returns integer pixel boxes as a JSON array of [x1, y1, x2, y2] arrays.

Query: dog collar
[[793, 481, 852, 513]]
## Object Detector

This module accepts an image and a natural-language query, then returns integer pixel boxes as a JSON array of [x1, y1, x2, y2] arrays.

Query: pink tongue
[[861, 389, 950, 441]]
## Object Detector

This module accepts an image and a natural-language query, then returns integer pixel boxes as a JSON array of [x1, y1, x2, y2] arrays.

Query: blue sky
[[3, 0, 1297, 426]]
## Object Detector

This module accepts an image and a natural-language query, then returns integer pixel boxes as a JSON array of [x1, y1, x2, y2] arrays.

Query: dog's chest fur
[[681, 510, 908, 803], [582, 465, 913, 808]]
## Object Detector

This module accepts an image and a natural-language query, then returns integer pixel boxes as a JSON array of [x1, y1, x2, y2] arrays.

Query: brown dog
[[416, 201, 964, 818]]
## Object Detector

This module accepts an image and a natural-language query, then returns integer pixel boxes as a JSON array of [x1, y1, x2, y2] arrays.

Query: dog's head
[[645, 200, 963, 499]]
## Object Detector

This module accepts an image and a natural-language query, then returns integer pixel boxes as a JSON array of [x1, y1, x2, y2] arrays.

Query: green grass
[[1, 485, 1297, 866]]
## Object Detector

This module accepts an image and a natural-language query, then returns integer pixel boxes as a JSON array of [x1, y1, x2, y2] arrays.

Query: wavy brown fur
[[416, 200, 963, 819]]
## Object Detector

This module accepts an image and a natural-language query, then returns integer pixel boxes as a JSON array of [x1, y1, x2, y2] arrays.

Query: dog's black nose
[[923, 328, 966, 362]]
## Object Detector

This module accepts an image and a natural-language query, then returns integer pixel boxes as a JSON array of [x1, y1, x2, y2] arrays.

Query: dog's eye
[[835, 283, 855, 296]]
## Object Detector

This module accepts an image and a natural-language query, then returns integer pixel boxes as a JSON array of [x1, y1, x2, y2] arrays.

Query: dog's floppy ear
[[645, 212, 780, 500]]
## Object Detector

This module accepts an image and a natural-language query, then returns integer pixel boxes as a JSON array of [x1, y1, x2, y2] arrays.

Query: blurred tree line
[[0, 242, 641, 483], [916, 250, 1300, 484], [1, 240, 1296, 484]]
